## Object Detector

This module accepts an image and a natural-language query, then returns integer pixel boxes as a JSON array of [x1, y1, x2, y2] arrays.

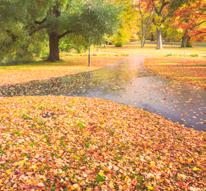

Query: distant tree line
[[114, 0, 205, 49]]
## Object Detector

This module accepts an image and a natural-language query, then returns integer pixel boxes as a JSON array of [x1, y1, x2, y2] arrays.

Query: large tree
[[173, 0, 206, 47], [146, 0, 189, 49], [0, 0, 120, 62]]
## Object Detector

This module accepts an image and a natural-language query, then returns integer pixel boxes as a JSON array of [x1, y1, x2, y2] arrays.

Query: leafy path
[[0, 97, 205, 190]]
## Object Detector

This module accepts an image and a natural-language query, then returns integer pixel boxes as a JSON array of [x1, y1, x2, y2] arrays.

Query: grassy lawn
[[0, 96, 205, 190], [100, 44, 206, 58]]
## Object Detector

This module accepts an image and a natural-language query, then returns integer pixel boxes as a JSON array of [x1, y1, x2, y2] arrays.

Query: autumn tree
[[146, 0, 189, 49], [110, 0, 138, 47], [135, 0, 154, 48], [173, 0, 206, 47]]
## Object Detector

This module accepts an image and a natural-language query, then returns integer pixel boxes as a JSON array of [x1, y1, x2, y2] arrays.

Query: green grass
[[99, 44, 206, 58], [190, 54, 199, 57]]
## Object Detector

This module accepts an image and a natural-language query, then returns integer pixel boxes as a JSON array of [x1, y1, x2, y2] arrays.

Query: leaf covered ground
[[0, 97, 205, 191], [0, 56, 124, 86], [145, 57, 206, 89]]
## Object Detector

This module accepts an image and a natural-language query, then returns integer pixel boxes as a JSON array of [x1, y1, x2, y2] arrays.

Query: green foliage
[[162, 23, 182, 42], [0, 0, 49, 63], [77, 0, 121, 46], [190, 54, 198, 57], [77, 121, 86, 129], [0, 0, 120, 63], [59, 35, 87, 53], [115, 41, 123, 47], [96, 171, 106, 184]]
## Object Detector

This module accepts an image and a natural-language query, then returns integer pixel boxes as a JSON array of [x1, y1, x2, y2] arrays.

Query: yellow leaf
[[150, 161, 155, 167], [6, 169, 12, 175], [193, 167, 200, 171], [109, 181, 114, 189], [147, 185, 154, 190]]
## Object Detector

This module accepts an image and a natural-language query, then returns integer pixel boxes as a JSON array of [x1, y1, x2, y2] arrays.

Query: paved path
[[73, 55, 206, 130]]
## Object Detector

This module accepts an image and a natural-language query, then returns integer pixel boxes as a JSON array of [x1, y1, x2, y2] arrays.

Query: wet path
[[0, 55, 205, 130], [76, 55, 206, 130]]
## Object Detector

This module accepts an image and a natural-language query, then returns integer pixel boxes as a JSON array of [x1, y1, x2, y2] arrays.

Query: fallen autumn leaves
[[0, 56, 125, 86], [145, 58, 206, 89], [0, 97, 205, 191]]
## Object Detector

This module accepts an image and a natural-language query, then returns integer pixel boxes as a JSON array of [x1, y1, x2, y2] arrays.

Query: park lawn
[[0, 96, 205, 190], [100, 44, 206, 58], [0, 55, 125, 86], [145, 57, 206, 89]]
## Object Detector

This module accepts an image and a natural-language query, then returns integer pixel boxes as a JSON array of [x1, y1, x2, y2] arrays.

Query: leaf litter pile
[[0, 96, 205, 190]]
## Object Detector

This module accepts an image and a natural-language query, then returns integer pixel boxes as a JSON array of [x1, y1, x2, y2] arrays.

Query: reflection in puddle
[[0, 56, 205, 130]]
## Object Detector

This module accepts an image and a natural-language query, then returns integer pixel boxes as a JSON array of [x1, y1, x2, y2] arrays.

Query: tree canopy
[[173, 0, 206, 47], [0, 0, 120, 62]]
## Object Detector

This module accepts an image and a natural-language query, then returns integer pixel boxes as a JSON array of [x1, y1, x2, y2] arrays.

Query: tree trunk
[[156, 28, 163, 49], [181, 35, 187, 48], [187, 36, 192, 47], [181, 32, 192, 48], [140, 25, 146, 48], [48, 32, 60, 61], [141, 36, 145, 48], [150, 33, 155, 41], [88, 46, 91, 67], [140, 19, 145, 48]]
